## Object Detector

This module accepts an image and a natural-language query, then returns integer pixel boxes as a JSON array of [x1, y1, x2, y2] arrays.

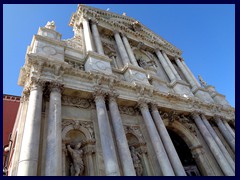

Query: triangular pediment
[[70, 5, 182, 56]]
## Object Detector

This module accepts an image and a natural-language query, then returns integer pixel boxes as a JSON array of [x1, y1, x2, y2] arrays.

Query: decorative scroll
[[62, 96, 91, 109]]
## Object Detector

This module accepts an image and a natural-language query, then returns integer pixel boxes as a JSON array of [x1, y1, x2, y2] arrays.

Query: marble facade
[[7, 5, 235, 176]]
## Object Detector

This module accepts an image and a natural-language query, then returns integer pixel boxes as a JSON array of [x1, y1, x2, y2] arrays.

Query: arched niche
[[62, 119, 96, 176], [124, 126, 153, 176], [164, 120, 215, 176]]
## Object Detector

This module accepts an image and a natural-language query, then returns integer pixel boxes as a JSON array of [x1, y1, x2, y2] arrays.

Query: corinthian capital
[[48, 81, 64, 93], [137, 99, 149, 111], [30, 78, 46, 91]]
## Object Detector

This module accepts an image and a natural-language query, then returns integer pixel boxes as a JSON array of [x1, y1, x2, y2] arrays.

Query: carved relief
[[130, 146, 143, 176], [124, 125, 145, 144], [119, 106, 136, 116], [178, 115, 197, 136], [63, 37, 83, 51], [62, 96, 91, 109], [42, 46, 57, 55]]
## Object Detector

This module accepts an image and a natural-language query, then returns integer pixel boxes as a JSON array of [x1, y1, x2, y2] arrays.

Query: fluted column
[[121, 34, 139, 67], [191, 113, 234, 176], [214, 116, 235, 152], [94, 89, 120, 176], [114, 31, 131, 66], [150, 104, 186, 176], [223, 120, 235, 138], [45, 82, 63, 176], [138, 101, 175, 176], [82, 18, 94, 52], [91, 21, 104, 55], [182, 60, 201, 87], [162, 51, 181, 80], [155, 49, 176, 82], [108, 93, 136, 176], [201, 115, 235, 171], [175, 58, 197, 88], [17, 80, 44, 176]]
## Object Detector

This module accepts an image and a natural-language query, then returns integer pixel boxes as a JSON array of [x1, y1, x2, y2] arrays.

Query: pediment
[[70, 5, 182, 56]]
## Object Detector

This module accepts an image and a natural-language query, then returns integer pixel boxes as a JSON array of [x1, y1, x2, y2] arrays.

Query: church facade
[[7, 5, 235, 176]]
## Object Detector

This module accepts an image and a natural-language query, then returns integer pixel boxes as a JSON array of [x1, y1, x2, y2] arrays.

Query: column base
[[192, 87, 215, 104], [170, 80, 194, 97], [84, 51, 112, 75], [122, 64, 150, 85]]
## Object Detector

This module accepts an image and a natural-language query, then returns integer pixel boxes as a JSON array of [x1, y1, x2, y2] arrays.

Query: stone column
[[182, 60, 201, 87], [91, 21, 104, 55], [94, 89, 120, 176], [223, 120, 235, 138], [150, 104, 186, 176], [121, 34, 139, 67], [17, 80, 44, 176], [162, 51, 181, 80], [201, 115, 235, 171], [191, 113, 234, 176], [113, 31, 131, 66], [214, 116, 235, 152], [108, 93, 136, 176], [45, 82, 63, 176], [175, 58, 197, 88], [138, 101, 175, 176], [82, 18, 94, 52], [155, 49, 176, 82]]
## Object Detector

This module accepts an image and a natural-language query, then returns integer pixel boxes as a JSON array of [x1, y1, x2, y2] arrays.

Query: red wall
[[3, 95, 20, 146]]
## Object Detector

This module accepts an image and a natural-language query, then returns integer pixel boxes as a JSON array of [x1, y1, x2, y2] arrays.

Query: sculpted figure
[[198, 75, 207, 87], [67, 142, 84, 176], [130, 146, 143, 176], [45, 21, 56, 30]]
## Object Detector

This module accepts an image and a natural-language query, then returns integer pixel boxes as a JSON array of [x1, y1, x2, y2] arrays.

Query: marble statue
[[130, 146, 143, 176], [67, 142, 84, 176]]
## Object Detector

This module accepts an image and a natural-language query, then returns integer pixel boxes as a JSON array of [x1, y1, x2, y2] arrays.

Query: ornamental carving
[[124, 125, 145, 144], [63, 37, 83, 51], [62, 96, 91, 109], [178, 115, 197, 136], [62, 119, 95, 139], [119, 106, 136, 116]]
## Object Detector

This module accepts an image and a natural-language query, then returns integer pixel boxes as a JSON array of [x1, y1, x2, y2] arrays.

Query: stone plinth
[[84, 51, 113, 75], [206, 86, 230, 106], [192, 87, 214, 104], [123, 64, 150, 85], [170, 80, 194, 97], [147, 74, 170, 93]]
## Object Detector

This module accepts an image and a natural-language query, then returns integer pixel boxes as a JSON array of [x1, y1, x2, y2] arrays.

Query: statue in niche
[[198, 75, 207, 87], [137, 57, 148, 68], [130, 146, 143, 176], [67, 142, 84, 176]]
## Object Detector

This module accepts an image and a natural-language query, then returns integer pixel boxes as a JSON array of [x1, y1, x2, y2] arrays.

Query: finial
[[198, 75, 207, 87], [45, 21, 56, 30]]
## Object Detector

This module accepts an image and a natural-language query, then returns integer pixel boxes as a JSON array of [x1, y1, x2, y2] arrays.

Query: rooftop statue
[[45, 21, 56, 30]]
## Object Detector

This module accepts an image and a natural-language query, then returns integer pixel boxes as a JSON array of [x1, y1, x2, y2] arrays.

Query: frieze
[[63, 37, 83, 51], [119, 106, 136, 116], [62, 95, 91, 109]]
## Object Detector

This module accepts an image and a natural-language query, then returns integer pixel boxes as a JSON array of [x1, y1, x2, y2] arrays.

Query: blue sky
[[3, 4, 235, 107]]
